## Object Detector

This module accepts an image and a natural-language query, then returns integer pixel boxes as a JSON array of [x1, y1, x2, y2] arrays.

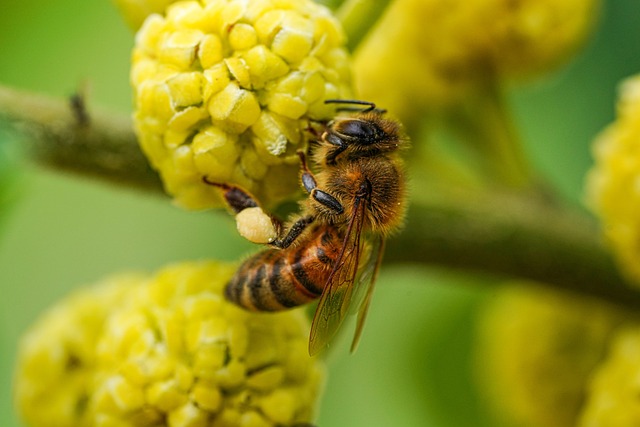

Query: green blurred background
[[1, 1, 639, 426]]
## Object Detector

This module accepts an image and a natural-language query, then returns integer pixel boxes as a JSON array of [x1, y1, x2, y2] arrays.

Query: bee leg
[[202, 178, 260, 214], [270, 215, 315, 249], [297, 152, 344, 214]]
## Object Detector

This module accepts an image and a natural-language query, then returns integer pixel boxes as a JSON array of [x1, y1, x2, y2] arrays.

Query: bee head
[[320, 112, 404, 164]]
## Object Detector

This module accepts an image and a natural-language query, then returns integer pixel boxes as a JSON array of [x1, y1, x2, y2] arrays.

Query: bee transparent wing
[[308, 197, 366, 356], [350, 235, 384, 353]]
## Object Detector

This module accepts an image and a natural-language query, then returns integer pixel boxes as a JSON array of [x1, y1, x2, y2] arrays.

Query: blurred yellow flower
[[354, 0, 599, 126], [476, 283, 622, 427], [131, 0, 351, 210], [14, 275, 139, 427], [15, 261, 325, 427], [586, 74, 640, 285], [579, 326, 640, 427]]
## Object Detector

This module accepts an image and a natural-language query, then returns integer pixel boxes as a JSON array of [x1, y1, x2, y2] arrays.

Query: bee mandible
[[205, 100, 408, 355]]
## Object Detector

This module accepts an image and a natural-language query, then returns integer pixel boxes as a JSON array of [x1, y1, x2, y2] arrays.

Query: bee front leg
[[298, 152, 344, 215]]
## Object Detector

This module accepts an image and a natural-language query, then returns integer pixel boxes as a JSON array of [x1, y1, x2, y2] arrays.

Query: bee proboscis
[[206, 100, 408, 355]]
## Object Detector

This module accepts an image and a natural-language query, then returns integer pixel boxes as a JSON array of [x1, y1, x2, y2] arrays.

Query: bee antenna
[[324, 99, 386, 114]]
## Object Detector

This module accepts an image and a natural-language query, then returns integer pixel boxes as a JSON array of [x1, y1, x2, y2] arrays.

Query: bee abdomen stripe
[[269, 257, 299, 308], [225, 272, 243, 305], [249, 264, 277, 311], [292, 248, 323, 296]]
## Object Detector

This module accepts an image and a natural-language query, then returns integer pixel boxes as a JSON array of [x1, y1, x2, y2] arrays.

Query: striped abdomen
[[225, 226, 343, 311]]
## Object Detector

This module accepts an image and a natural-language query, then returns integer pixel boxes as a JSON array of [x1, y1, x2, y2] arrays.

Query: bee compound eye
[[338, 119, 378, 142]]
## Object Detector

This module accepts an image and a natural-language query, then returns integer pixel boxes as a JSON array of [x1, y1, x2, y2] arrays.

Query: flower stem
[[0, 84, 636, 309], [385, 191, 637, 309], [0, 84, 161, 191], [336, 0, 392, 51]]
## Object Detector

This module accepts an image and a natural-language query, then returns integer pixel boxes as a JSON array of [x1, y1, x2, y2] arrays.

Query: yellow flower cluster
[[586, 74, 640, 285], [131, 0, 351, 210], [579, 327, 640, 427], [354, 0, 599, 126], [14, 261, 325, 427], [475, 283, 621, 427]]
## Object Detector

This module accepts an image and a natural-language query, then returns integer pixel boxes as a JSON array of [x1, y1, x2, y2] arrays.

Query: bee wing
[[350, 235, 385, 353], [308, 196, 367, 356]]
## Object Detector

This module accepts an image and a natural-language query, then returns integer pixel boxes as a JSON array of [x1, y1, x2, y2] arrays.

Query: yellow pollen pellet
[[235, 206, 277, 244], [229, 23, 258, 51]]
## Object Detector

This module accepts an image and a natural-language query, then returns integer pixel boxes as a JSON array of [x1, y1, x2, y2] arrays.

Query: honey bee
[[206, 100, 408, 355]]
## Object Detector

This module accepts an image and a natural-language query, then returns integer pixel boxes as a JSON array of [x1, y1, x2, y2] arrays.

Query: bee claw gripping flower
[[131, 0, 351, 210], [14, 261, 325, 427]]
